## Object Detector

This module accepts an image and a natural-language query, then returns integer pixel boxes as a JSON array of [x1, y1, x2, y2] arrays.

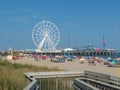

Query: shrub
[[0, 60, 60, 90]]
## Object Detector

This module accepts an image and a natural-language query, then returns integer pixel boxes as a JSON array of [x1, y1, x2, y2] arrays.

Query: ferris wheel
[[32, 21, 60, 50]]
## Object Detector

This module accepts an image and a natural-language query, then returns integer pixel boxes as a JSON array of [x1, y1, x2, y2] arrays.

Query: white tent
[[64, 48, 74, 52]]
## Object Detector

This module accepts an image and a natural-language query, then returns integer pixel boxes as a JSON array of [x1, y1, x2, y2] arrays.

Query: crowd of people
[[1, 52, 120, 67]]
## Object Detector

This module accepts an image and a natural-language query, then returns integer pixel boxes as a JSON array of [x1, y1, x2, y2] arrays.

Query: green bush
[[0, 60, 60, 90]]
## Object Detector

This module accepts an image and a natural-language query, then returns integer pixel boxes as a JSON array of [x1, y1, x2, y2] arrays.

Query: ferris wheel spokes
[[32, 21, 60, 50]]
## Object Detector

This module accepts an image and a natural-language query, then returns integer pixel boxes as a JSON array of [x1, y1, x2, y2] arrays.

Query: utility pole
[[102, 34, 106, 50]]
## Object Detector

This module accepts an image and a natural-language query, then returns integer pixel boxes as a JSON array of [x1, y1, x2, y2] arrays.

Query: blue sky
[[0, 0, 120, 50]]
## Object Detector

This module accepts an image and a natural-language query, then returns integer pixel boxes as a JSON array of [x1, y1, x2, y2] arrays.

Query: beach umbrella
[[107, 57, 111, 59], [79, 58, 86, 63], [69, 55, 74, 59], [116, 58, 120, 60], [55, 55, 60, 58], [80, 58, 86, 61], [64, 54, 67, 57], [104, 58, 108, 62], [42, 55, 47, 59], [95, 57, 99, 59], [112, 60, 117, 65], [107, 57, 113, 62]]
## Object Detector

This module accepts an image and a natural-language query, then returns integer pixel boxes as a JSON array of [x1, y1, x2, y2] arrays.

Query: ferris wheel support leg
[[38, 36, 46, 50], [47, 36, 56, 50]]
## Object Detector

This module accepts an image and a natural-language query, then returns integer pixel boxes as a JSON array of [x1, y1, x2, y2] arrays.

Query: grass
[[0, 60, 60, 90]]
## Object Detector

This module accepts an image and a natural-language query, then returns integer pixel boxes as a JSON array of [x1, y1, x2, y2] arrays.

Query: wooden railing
[[84, 71, 120, 86], [23, 73, 39, 90], [24, 71, 120, 90], [73, 71, 120, 90], [24, 71, 84, 90]]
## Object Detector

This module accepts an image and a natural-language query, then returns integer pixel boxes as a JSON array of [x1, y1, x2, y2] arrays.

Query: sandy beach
[[9, 57, 120, 77]]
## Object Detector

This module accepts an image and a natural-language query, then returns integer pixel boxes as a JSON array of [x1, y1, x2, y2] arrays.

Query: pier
[[25, 50, 118, 57]]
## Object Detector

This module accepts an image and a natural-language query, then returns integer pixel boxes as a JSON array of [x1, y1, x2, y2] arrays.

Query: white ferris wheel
[[32, 21, 60, 50]]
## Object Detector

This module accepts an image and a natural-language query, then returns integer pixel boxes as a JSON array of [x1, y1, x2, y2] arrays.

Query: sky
[[0, 0, 120, 51]]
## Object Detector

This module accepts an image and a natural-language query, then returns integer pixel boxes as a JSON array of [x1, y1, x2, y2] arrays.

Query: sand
[[9, 57, 120, 77]]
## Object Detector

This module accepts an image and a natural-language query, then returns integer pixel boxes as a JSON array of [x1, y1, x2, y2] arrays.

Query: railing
[[24, 71, 120, 90], [84, 71, 120, 86], [24, 71, 84, 90], [73, 71, 120, 90], [73, 78, 120, 90], [23, 73, 39, 90], [73, 78, 100, 90]]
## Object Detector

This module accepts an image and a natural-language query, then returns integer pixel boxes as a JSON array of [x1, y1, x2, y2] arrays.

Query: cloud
[[6, 8, 43, 23], [22, 9, 33, 13], [33, 14, 42, 18], [10, 16, 27, 23], [21, 8, 43, 19]]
